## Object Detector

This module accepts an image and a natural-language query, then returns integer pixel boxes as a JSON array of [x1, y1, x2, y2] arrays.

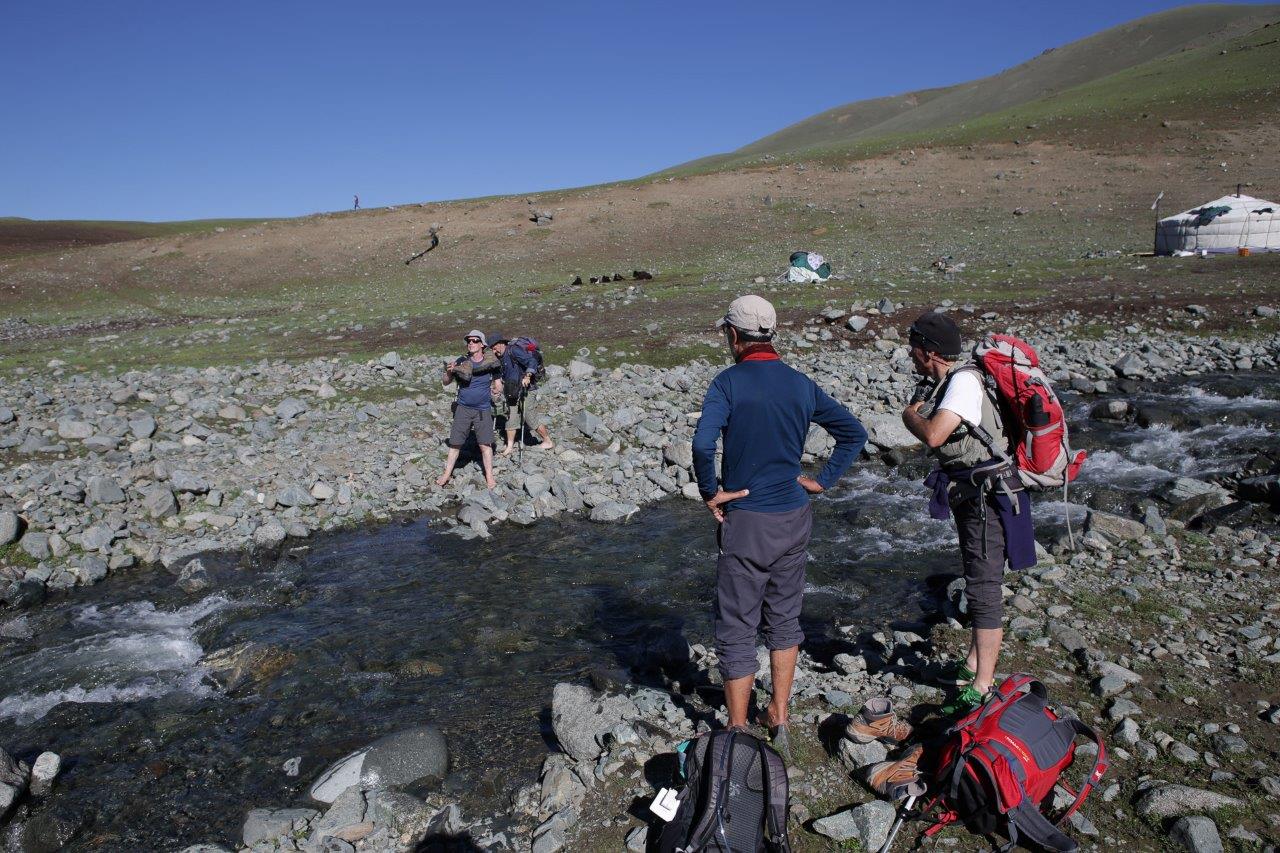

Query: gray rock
[[277, 485, 317, 507], [812, 800, 895, 848], [1086, 510, 1145, 542], [170, 470, 210, 494], [0, 511, 22, 546], [625, 825, 648, 852], [1168, 815, 1224, 853], [309, 786, 367, 842], [550, 683, 639, 762], [56, 419, 93, 440], [143, 485, 178, 519], [571, 410, 604, 438], [837, 737, 888, 772], [309, 725, 449, 803], [78, 556, 109, 584], [846, 315, 869, 332], [589, 501, 638, 522], [662, 441, 694, 470], [254, 521, 287, 552], [1114, 353, 1146, 378], [242, 806, 319, 847], [80, 524, 116, 552], [379, 351, 402, 370], [0, 747, 30, 820], [275, 397, 309, 421], [1135, 784, 1242, 819], [86, 475, 126, 505], [177, 559, 211, 594], [20, 531, 50, 560], [862, 412, 917, 450], [568, 360, 596, 381], [128, 413, 157, 439]]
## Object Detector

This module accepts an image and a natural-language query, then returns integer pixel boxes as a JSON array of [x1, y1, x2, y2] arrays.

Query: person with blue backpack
[[491, 335, 554, 455]]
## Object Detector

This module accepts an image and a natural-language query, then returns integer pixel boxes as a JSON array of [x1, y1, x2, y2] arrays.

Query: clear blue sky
[[0, 1, 1261, 220]]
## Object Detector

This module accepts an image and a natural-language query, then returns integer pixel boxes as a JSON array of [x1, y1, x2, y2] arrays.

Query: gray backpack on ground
[[656, 729, 791, 852]]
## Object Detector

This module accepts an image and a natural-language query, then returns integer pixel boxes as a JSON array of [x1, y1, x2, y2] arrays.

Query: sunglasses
[[465, 337, 482, 343]]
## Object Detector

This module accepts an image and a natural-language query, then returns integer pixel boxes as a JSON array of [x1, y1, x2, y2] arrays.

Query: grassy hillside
[[677, 3, 1280, 172], [0, 217, 275, 259]]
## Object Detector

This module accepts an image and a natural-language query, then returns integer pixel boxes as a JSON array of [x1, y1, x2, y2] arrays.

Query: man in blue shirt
[[437, 330, 499, 489], [692, 295, 867, 749]]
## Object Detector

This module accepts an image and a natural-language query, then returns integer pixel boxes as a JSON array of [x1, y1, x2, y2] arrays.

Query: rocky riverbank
[[164, 471, 1280, 852], [1, 305, 1277, 611], [1, 307, 1279, 852]]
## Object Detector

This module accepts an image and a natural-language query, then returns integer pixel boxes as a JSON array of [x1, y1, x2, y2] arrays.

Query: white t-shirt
[[937, 369, 985, 428]]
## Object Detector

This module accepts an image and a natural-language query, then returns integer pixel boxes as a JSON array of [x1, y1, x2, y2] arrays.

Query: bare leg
[[480, 445, 497, 489], [724, 673, 754, 729], [971, 627, 1003, 693], [537, 425, 554, 450], [436, 447, 461, 486], [501, 429, 516, 456], [765, 645, 798, 726]]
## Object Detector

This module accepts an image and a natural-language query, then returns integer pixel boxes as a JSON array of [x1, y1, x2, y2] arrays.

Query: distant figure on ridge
[[692, 294, 867, 757], [353, 194, 360, 210]]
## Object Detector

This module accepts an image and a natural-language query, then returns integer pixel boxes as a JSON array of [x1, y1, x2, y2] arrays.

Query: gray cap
[[717, 294, 777, 338], [465, 329, 487, 346]]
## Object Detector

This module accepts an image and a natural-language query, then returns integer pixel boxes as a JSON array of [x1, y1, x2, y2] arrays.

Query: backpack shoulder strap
[[755, 738, 791, 851], [1054, 719, 1108, 826], [684, 730, 737, 849]]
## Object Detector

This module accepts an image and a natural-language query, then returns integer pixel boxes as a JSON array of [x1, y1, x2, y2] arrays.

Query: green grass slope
[[677, 3, 1280, 171]]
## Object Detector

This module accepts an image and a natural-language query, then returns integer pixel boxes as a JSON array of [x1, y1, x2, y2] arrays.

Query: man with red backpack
[[491, 335, 554, 455], [900, 312, 1038, 716]]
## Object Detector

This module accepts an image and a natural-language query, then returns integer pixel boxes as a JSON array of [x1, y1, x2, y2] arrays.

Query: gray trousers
[[714, 503, 813, 681], [953, 489, 1006, 630]]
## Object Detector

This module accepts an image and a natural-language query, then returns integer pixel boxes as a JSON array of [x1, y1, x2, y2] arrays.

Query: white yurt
[[1155, 193, 1279, 254]]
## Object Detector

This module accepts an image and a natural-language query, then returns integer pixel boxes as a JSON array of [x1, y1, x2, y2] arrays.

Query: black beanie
[[908, 311, 963, 360]]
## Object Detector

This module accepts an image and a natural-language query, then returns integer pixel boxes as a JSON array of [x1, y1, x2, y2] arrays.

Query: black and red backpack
[[919, 674, 1107, 852]]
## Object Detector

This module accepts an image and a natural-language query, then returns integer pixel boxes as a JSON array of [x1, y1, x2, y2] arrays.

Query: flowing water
[[0, 373, 1276, 850]]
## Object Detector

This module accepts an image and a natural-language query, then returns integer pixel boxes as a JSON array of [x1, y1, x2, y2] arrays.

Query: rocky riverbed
[[1, 309, 1278, 851]]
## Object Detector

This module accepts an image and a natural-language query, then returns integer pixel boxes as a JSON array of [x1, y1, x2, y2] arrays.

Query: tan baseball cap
[[717, 294, 777, 337]]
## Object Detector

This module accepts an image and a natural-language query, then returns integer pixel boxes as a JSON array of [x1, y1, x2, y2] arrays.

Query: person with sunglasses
[[437, 330, 499, 489]]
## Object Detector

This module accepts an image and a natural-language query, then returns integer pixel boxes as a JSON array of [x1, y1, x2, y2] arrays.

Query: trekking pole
[[877, 794, 917, 853], [517, 386, 527, 471]]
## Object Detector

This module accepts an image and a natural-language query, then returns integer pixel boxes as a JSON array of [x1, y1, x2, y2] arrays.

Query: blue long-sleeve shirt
[[692, 358, 867, 513]]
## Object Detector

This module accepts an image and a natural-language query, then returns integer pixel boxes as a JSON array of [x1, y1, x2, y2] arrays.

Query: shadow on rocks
[[413, 834, 485, 852]]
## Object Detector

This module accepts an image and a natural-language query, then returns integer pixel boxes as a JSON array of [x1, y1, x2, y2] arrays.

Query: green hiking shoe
[[941, 684, 985, 717], [934, 659, 977, 688]]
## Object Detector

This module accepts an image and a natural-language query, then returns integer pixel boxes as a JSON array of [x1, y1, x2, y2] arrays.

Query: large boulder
[[862, 413, 917, 450], [308, 725, 449, 804], [85, 476, 126, 505], [242, 807, 318, 847], [1085, 510, 1145, 542], [550, 683, 639, 762], [662, 441, 694, 470], [0, 747, 30, 821]]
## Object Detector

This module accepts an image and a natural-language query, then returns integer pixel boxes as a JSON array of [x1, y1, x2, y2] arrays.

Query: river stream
[[1, 373, 1276, 850]]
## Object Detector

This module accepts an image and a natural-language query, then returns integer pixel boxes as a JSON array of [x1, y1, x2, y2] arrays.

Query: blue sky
[[0, 1, 1263, 220]]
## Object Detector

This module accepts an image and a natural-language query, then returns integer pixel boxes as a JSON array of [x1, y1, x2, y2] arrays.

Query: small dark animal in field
[[611, 273, 624, 282], [570, 275, 583, 286], [632, 270, 653, 280]]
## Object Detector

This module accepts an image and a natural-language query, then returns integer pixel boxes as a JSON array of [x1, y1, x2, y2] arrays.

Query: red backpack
[[970, 334, 1086, 490], [920, 675, 1107, 852]]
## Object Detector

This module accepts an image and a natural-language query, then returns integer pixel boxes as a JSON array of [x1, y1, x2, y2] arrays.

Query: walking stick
[[517, 386, 528, 470], [877, 794, 917, 853]]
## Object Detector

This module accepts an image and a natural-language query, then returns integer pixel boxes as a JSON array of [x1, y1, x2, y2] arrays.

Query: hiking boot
[[940, 684, 986, 717], [864, 744, 926, 801], [846, 697, 914, 745], [934, 659, 976, 687]]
